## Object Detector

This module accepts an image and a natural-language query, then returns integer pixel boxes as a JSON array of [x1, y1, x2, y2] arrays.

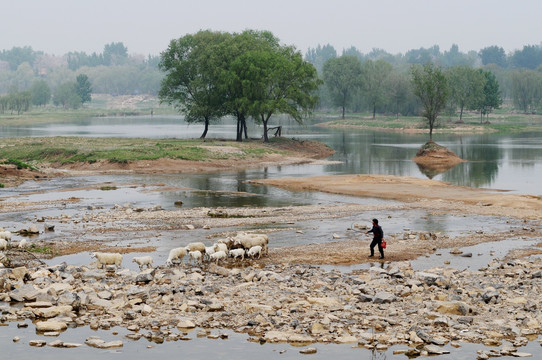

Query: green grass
[[28, 244, 54, 255], [0, 137, 300, 165], [1, 159, 37, 170]]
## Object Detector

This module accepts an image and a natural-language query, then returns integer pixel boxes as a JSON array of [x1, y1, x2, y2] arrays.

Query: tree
[[410, 62, 449, 140], [446, 65, 485, 121], [242, 46, 321, 142], [75, 74, 92, 104], [385, 71, 412, 118], [473, 70, 503, 122], [53, 82, 81, 109], [322, 55, 363, 119], [159, 30, 230, 138], [304, 44, 337, 73], [103, 42, 128, 66], [479, 46, 507, 67], [361, 59, 392, 119], [510, 69, 540, 113], [0, 46, 39, 71], [30, 79, 51, 106]]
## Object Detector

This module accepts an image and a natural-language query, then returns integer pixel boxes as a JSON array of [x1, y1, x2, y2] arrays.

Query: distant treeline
[[2, 41, 542, 116]]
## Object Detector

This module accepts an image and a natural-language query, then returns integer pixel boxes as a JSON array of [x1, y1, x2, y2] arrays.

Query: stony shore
[[1, 254, 541, 358]]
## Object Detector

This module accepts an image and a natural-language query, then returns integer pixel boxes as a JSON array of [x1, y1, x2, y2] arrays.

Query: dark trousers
[[370, 238, 384, 257]]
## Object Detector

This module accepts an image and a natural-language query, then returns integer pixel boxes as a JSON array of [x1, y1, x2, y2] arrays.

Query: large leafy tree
[[53, 82, 81, 109], [410, 62, 449, 140], [322, 55, 363, 119], [159, 30, 230, 138], [75, 74, 92, 104], [242, 46, 321, 142], [361, 59, 392, 119], [446, 65, 485, 122], [219, 30, 282, 141]]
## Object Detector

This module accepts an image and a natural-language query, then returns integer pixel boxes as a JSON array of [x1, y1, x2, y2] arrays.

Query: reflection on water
[[2, 116, 542, 194]]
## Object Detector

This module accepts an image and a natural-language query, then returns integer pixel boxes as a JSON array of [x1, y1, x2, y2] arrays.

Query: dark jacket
[[368, 225, 383, 240]]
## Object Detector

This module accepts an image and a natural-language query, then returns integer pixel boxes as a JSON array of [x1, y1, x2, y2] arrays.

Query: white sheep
[[209, 250, 227, 264], [204, 246, 216, 261], [185, 242, 206, 253], [233, 233, 269, 255], [0, 231, 12, 241], [189, 250, 202, 264], [0, 239, 8, 251], [166, 247, 187, 266], [247, 245, 262, 259], [91, 252, 123, 269], [18, 239, 28, 249], [132, 256, 153, 270], [217, 238, 235, 249], [213, 243, 228, 253], [229, 248, 245, 261]]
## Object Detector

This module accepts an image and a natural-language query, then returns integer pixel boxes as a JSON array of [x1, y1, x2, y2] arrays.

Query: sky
[[2, 0, 542, 57]]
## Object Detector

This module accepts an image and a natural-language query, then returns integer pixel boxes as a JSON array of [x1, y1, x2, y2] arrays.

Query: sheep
[[209, 250, 227, 264], [217, 238, 235, 249], [247, 245, 262, 259], [188, 250, 202, 264], [91, 252, 123, 269], [132, 256, 153, 270], [0, 239, 8, 251], [229, 248, 245, 261], [166, 247, 187, 266], [0, 231, 12, 241], [233, 233, 269, 255], [185, 242, 206, 253], [213, 243, 228, 253], [204, 246, 216, 261], [18, 239, 27, 249]]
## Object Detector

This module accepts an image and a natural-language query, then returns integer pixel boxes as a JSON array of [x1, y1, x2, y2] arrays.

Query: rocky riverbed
[[1, 253, 541, 358]]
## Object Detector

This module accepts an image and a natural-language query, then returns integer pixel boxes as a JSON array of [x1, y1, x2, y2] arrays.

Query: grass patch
[[28, 244, 55, 255], [1, 159, 37, 171], [99, 186, 118, 191], [0, 137, 299, 165], [0, 183, 4, 188]]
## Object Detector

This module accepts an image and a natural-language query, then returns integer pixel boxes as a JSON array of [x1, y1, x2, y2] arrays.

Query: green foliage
[[446, 65, 485, 121], [410, 62, 449, 140], [2, 159, 36, 170], [473, 69, 503, 121], [361, 59, 393, 119], [0, 183, 4, 188], [53, 82, 81, 109], [31, 79, 52, 106], [0, 46, 40, 70], [75, 74, 92, 104], [1, 90, 32, 115], [510, 69, 542, 113], [322, 55, 363, 118]]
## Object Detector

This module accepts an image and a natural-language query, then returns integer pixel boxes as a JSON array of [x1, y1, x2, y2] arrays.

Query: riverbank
[[0, 137, 335, 187]]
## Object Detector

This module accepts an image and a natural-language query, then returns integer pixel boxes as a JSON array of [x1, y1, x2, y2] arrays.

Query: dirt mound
[[0, 164, 47, 187], [412, 140, 465, 166]]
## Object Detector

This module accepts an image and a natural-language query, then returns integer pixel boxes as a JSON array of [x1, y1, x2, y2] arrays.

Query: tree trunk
[[236, 115, 243, 142], [200, 118, 209, 139], [263, 119, 269, 142], [243, 118, 248, 139], [341, 106, 345, 119], [372, 102, 376, 120], [459, 105, 464, 122]]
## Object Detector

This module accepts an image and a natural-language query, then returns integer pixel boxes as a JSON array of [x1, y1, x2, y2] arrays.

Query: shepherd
[[366, 218, 384, 259]]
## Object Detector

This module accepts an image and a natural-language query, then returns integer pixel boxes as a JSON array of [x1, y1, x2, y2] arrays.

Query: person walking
[[366, 218, 384, 259]]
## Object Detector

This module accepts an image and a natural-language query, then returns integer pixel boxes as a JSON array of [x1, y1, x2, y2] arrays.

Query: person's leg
[[369, 239, 377, 257], [377, 241, 384, 258]]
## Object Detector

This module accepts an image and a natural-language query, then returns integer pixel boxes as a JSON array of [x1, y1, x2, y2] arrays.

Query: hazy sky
[[2, 0, 541, 57]]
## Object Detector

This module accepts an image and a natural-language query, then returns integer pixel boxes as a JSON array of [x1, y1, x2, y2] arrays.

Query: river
[[1, 115, 541, 359]]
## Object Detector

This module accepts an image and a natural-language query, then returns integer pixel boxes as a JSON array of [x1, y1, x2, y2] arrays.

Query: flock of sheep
[[92, 232, 269, 270]]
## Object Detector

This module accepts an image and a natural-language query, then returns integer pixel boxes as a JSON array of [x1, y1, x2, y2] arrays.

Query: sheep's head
[[90, 252, 97, 258]]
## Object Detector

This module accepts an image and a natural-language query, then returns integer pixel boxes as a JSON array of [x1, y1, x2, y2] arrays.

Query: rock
[[177, 319, 196, 329], [11, 266, 28, 280], [29, 340, 47, 347], [85, 337, 123, 349], [306, 297, 341, 307], [373, 291, 396, 304], [207, 263, 230, 277], [435, 301, 470, 316], [9, 284, 39, 302], [336, 335, 357, 344], [35, 321, 68, 332], [425, 344, 450, 355], [299, 347, 317, 354], [135, 273, 154, 284]]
